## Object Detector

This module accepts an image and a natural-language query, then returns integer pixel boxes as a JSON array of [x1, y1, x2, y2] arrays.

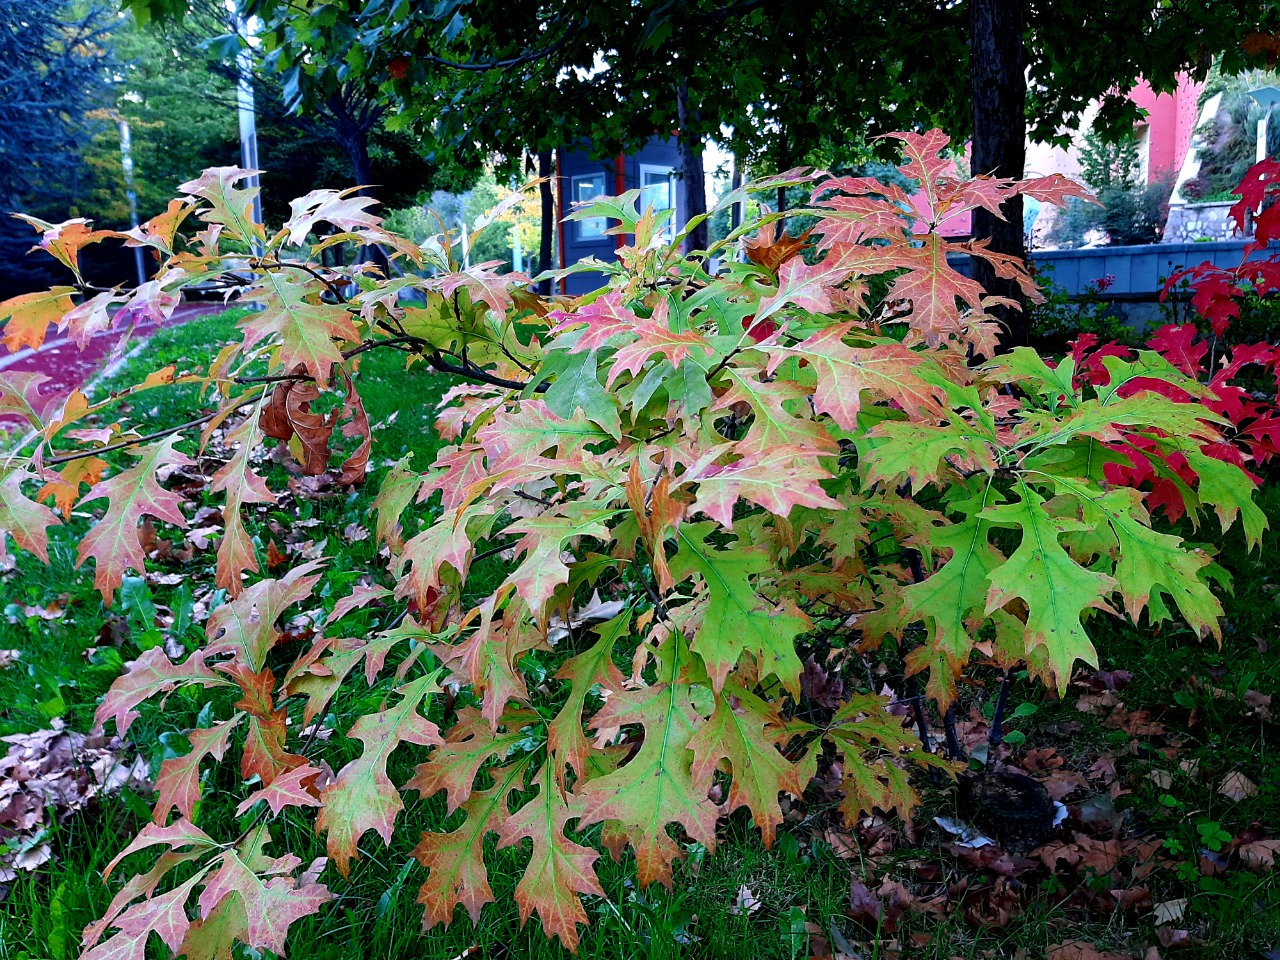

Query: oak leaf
[[76, 436, 194, 604], [317, 674, 443, 875]]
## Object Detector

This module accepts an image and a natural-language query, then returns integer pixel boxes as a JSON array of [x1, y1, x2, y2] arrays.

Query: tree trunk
[[969, 0, 1027, 349], [349, 132, 374, 192], [537, 150, 554, 295], [676, 78, 708, 252], [345, 128, 391, 275]]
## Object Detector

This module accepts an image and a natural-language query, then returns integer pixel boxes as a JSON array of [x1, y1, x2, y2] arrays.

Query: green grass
[[2, 309, 1279, 960]]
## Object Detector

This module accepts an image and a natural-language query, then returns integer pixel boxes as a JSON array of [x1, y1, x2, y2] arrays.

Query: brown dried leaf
[[1218, 771, 1259, 801], [1238, 838, 1280, 871]]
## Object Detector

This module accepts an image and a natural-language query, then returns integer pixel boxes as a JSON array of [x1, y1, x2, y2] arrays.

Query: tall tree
[[0, 0, 116, 293]]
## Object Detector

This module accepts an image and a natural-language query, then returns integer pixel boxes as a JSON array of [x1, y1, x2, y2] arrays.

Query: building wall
[[557, 137, 685, 295], [1128, 74, 1206, 182]]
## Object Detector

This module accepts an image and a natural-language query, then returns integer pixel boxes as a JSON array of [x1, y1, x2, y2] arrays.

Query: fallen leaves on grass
[[1048, 941, 1132, 960], [848, 876, 913, 933], [0, 721, 151, 893]]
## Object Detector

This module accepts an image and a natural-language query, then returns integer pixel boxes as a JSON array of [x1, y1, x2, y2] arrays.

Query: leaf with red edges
[[317, 673, 443, 876], [96, 647, 232, 737], [76, 436, 193, 604], [154, 716, 242, 824]]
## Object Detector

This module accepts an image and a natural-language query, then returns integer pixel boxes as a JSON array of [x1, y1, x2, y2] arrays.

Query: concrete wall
[[952, 238, 1276, 329]]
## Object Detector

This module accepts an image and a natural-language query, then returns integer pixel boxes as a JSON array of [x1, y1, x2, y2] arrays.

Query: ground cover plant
[[0, 134, 1278, 959]]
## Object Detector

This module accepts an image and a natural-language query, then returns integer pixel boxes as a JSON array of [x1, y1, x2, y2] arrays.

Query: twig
[[988, 667, 1015, 747], [512, 490, 553, 507], [943, 705, 966, 762], [472, 541, 515, 565], [44, 392, 265, 467], [252, 258, 348, 303]]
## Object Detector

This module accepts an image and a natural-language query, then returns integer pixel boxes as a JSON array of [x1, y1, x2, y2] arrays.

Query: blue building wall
[[945, 239, 1280, 328], [947, 239, 1278, 298], [558, 138, 686, 295]]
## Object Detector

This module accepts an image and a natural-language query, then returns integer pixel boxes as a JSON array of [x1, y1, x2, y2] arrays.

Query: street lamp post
[[117, 119, 146, 287], [234, 13, 264, 254]]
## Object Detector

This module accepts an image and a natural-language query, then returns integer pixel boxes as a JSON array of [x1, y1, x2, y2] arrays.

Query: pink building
[[1127, 75, 1205, 182]]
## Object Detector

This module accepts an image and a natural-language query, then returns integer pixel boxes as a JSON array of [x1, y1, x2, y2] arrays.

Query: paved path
[[1, 300, 223, 432]]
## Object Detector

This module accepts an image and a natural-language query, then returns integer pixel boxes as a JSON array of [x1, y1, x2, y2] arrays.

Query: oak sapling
[[0, 133, 1262, 955]]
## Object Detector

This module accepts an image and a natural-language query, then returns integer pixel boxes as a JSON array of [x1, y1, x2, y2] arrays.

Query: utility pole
[[235, 14, 264, 253], [117, 119, 146, 286]]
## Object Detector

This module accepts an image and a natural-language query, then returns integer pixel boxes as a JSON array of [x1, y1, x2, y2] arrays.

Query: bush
[[0, 134, 1262, 956]]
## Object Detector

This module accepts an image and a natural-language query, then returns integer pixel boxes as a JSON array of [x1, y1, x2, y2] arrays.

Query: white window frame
[[639, 163, 677, 240], [572, 172, 609, 240]]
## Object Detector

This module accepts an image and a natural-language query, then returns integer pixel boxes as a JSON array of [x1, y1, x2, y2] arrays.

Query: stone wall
[[1161, 201, 1240, 243]]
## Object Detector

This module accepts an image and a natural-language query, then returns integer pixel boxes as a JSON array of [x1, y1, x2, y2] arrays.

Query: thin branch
[[44, 392, 265, 467], [417, 22, 579, 73], [429, 351, 546, 392], [252, 258, 348, 302]]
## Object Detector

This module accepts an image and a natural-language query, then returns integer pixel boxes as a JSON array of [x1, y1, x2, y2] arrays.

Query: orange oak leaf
[[12, 215, 107, 277], [209, 408, 277, 594], [335, 372, 371, 484], [118, 198, 195, 252], [236, 763, 325, 817], [743, 221, 812, 272], [576, 635, 719, 887], [773, 323, 946, 430], [0, 286, 76, 351], [547, 611, 630, 788], [195, 847, 333, 955], [413, 748, 537, 930], [497, 762, 605, 950], [688, 445, 841, 528], [239, 275, 360, 386], [222, 662, 303, 786], [83, 869, 207, 960], [103, 819, 219, 880], [426, 592, 543, 728], [317, 674, 444, 876], [75, 436, 193, 604], [37, 455, 107, 520], [154, 717, 242, 824], [95, 647, 232, 737], [178, 167, 263, 244], [0, 467, 61, 562], [204, 560, 325, 670], [687, 686, 807, 848], [0, 371, 60, 427]]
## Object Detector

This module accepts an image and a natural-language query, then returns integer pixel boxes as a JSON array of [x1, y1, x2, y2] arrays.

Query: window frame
[[639, 163, 678, 240], [571, 172, 609, 240]]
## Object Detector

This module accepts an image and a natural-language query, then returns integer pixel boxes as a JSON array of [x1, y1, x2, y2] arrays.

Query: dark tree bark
[[324, 89, 389, 274], [969, 0, 1028, 349], [676, 78, 708, 252], [537, 150, 554, 294]]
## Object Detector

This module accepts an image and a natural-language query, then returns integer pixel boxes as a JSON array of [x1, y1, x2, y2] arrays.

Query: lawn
[[1, 309, 1278, 960]]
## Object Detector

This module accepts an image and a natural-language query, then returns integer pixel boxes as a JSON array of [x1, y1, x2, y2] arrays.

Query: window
[[640, 164, 677, 239], [572, 173, 609, 239]]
